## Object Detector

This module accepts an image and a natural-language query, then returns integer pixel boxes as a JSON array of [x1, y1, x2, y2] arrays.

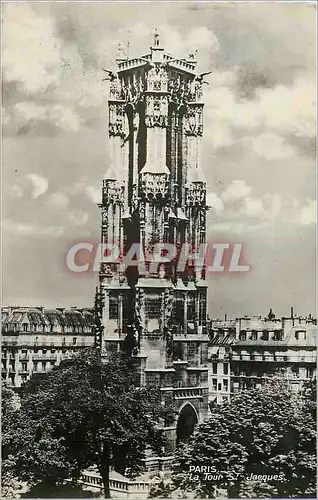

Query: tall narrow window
[[109, 295, 119, 320]]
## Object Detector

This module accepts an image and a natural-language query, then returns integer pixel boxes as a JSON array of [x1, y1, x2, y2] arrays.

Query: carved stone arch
[[178, 103, 187, 117], [176, 402, 199, 444], [125, 103, 135, 116]]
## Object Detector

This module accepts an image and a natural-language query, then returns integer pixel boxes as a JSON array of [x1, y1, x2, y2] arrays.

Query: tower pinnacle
[[153, 27, 160, 47]]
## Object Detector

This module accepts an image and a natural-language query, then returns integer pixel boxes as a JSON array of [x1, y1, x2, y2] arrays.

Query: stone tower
[[97, 31, 209, 460]]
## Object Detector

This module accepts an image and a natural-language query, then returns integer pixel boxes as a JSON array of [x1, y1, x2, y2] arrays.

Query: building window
[[217, 383, 222, 391], [146, 373, 160, 387], [251, 331, 257, 340], [239, 331, 246, 341], [109, 295, 119, 320], [23, 324, 28, 332], [223, 380, 228, 391], [187, 294, 195, 321], [262, 331, 269, 341], [295, 330, 306, 341], [212, 378, 217, 391], [173, 343, 184, 361], [105, 342, 118, 353], [223, 363, 228, 375], [145, 296, 161, 319], [212, 363, 217, 374], [273, 331, 283, 341], [73, 337, 77, 345], [307, 368, 314, 378], [187, 343, 198, 364], [174, 298, 184, 325]]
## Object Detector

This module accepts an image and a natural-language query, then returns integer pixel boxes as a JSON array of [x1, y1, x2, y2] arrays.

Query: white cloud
[[262, 194, 282, 219], [7, 184, 23, 199], [298, 200, 316, 226], [47, 192, 69, 209], [206, 192, 224, 215], [14, 101, 81, 133], [244, 198, 264, 218], [84, 185, 101, 204], [222, 180, 252, 201], [2, 219, 64, 237], [248, 132, 295, 160], [25, 174, 48, 198], [256, 76, 316, 139], [101, 22, 219, 63], [2, 4, 61, 93], [68, 211, 89, 226], [204, 75, 315, 153], [50, 105, 81, 132]]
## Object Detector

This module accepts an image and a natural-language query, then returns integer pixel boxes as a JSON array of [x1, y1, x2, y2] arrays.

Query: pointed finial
[[116, 42, 126, 59], [126, 30, 131, 59], [153, 27, 160, 47]]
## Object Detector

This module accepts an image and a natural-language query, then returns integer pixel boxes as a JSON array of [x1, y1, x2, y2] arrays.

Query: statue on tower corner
[[153, 27, 160, 47], [188, 48, 198, 60], [116, 42, 127, 60]]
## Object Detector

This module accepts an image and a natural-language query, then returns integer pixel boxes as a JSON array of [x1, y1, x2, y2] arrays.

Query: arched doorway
[[176, 403, 198, 444]]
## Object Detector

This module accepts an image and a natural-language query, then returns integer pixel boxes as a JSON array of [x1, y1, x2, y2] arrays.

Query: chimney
[[290, 306, 294, 318], [225, 313, 227, 321]]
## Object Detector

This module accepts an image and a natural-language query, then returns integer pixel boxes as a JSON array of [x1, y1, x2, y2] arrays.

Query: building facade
[[96, 32, 210, 457], [1, 307, 95, 388], [208, 309, 317, 405]]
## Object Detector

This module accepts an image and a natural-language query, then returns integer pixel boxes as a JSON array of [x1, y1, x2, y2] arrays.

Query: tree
[[171, 377, 316, 498], [9, 350, 174, 498], [1, 383, 23, 498]]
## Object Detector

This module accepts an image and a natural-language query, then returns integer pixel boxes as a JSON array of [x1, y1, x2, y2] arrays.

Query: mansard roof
[[210, 323, 316, 349], [2, 307, 94, 332]]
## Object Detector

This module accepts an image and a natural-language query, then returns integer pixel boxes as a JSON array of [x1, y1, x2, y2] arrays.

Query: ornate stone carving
[[109, 78, 122, 100], [108, 103, 125, 137], [140, 172, 169, 201], [162, 289, 174, 355], [146, 67, 168, 93], [135, 289, 145, 329], [102, 180, 124, 205], [168, 73, 203, 105], [145, 95, 168, 128], [185, 182, 206, 206], [184, 106, 203, 136]]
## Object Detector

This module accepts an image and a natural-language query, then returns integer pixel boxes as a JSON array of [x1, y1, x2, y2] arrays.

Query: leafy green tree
[[9, 350, 174, 498], [302, 376, 316, 419], [171, 377, 316, 498], [1, 383, 23, 498]]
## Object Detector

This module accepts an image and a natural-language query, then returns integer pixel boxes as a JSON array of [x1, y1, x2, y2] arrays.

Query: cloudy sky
[[2, 1, 316, 318]]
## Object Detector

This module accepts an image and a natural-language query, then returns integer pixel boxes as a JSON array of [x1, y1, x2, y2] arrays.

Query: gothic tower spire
[[98, 31, 210, 459]]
